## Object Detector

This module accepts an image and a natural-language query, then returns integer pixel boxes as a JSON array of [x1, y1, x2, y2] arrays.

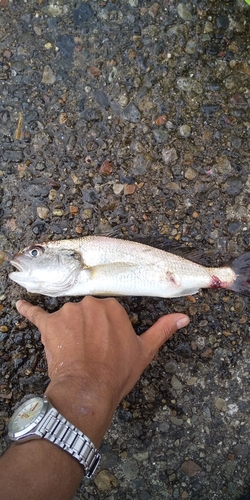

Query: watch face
[[8, 397, 47, 440]]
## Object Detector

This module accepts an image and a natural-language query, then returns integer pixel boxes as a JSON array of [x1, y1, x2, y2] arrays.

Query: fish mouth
[[10, 260, 24, 272]]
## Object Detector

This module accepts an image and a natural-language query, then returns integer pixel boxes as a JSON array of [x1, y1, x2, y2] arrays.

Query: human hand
[[16, 297, 189, 447]]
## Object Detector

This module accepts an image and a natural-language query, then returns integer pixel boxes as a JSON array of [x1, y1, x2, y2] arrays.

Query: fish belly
[[69, 252, 212, 298]]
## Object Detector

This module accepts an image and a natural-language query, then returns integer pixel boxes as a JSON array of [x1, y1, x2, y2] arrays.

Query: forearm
[[0, 439, 83, 500], [0, 380, 116, 500]]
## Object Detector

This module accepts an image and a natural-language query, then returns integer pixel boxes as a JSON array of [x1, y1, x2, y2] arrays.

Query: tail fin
[[230, 252, 250, 295]]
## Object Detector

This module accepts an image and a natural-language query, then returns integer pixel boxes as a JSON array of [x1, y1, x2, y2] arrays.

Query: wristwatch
[[8, 395, 101, 479]]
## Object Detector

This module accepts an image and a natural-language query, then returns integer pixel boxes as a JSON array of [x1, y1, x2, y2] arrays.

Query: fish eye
[[28, 245, 45, 258]]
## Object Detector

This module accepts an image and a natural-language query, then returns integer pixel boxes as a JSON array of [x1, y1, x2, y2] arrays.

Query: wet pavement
[[0, 0, 250, 498]]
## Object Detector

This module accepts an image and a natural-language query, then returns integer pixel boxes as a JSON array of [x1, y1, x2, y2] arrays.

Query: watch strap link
[[36, 406, 101, 478]]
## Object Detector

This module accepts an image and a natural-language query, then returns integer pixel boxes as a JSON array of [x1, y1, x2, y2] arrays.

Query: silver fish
[[9, 236, 250, 298]]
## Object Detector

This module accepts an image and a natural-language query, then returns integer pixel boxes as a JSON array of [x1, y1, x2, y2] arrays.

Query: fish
[[9, 236, 250, 298]]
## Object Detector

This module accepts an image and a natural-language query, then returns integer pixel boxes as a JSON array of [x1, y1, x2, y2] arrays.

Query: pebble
[[93, 90, 110, 109], [42, 65, 56, 85], [177, 4, 194, 21], [216, 15, 229, 30], [164, 360, 177, 374], [57, 35, 75, 58], [73, 3, 94, 25], [152, 129, 169, 143], [204, 20, 214, 33], [180, 460, 202, 477], [232, 444, 249, 459], [214, 398, 227, 412], [124, 184, 136, 195], [171, 375, 183, 391], [179, 124, 191, 137], [94, 470, 118, 491], [162, 147, 178, 165], [121, 458, 139, 479], [37, 206, 49, 220], [122, 103, 141, 123], [224, 176, 242, 196], [184, 167, 197, 181], [99, 161, 113, 175], [52, 209, 64, 217], [177, 78, 203, 94], [171, 416, 183, 426], [0, 251, 6, 266]]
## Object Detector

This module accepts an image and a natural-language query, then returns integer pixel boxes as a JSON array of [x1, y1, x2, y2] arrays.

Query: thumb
[[16, 299, 49, 329], [140, 313, 190, 365]]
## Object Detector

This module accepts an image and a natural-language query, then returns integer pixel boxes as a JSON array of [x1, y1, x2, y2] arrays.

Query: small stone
[[204, 20, 214, 34], [93, 90, 110, 109], [69, 205, 78, 215], [113, 183, 124, 195], [177, 4, 194, 21], [121, 459, 139, 479], [44, 42, 53, 50], [99, 161, 113, 175], [94, 470, 118, 491], [0, 325, 8, 333], [88, 66, 101, 78], [155, 115, 167, 125], [53, 209, 64, 217], [81, 209, 92, 219], [73, 3, 94, 25], [187, 377, 197, 386], [148, 2, 160, 17], [216, 15, 229, 30], [0, 251, 6, 266], [181, 460, 202, 477], [49, 189, 57, 201], [57, 35, 75, 58], [75, 226, 83, 234], [177, 78, 203, 94], [179, 124, 191, 137], [171, 375, 183, 391], [59, 113, 68, 124], [42, 65, 56, 85], [215, 398, 227, 412], [200, 348, 213, 358], [162, 147, 178, 165], [122, 103, 141, 123], [128, 0, 138, 6], [171, 416, 183, 426], [184, 167, 197, 181], [232, 444, 249, 459], [152, 129, 169, 143], [164, 360, 177, 374], [37, 206, 49, 220], [124, 184, 136, 195]]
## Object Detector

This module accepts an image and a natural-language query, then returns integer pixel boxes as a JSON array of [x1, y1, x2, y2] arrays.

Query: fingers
[[16, 300, 49, 329], [140, 313, 190, 365]]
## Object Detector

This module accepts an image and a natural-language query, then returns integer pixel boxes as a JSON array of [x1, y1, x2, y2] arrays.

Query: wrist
[[45, 376, 116, 448]]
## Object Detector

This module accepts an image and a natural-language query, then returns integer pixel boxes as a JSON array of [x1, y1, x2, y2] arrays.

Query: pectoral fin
[[89, 262, 137, 279]]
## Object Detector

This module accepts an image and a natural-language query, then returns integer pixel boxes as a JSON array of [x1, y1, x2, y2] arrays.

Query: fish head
[[9, 242, 83, 296]]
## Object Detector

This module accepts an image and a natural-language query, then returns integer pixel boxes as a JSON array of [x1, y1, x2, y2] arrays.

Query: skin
[[0, 296, 189, 500]]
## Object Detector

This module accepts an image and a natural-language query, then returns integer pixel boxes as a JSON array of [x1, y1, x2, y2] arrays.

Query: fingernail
[[16, 300, 23, 311], [176, 316, 189, 329]]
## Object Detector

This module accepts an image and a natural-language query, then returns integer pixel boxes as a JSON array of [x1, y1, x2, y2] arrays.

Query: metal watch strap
[[35, 405, 101, 478]]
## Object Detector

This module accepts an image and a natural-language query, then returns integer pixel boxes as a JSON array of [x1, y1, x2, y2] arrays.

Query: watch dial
[[9, 397, 44, 433]]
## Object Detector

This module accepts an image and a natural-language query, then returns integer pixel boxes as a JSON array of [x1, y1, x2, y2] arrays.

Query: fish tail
[[230, 252, 250, 295]]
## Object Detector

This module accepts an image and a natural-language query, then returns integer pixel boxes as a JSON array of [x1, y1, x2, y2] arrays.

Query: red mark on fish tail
[[210, 275, 225, 289]]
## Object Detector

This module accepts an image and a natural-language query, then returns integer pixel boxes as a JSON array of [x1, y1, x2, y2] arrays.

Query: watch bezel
[[8, 396, 49, 441]]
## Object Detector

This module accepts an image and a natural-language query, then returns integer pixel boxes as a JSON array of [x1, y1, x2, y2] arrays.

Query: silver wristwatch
[[8, 395, 101, 479]]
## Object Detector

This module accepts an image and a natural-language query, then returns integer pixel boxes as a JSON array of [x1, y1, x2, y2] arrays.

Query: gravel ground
[[1, 0, 250, 498]]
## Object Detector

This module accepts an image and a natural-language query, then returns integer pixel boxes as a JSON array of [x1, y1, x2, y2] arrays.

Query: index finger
[[16, 300, 49, 329]]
